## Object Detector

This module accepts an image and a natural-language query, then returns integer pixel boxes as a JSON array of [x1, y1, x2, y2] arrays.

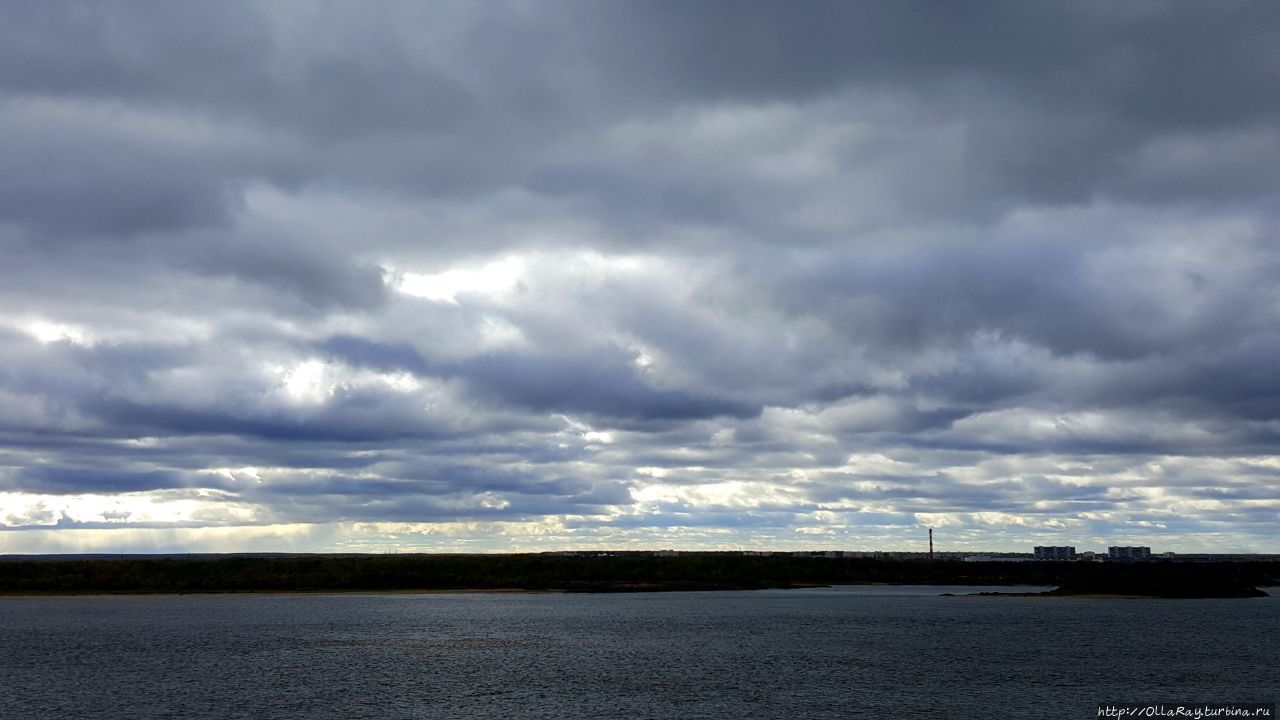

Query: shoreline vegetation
[[0, 554, 1275, 599]]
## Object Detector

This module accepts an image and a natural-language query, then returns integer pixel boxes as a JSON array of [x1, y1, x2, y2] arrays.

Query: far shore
[[5, 584, 1274, 600], [0, 583, 1052, 598], [5, 555, 1275, 598], [953, 589, 1273, 599], [951, 591, 1153, 600], [0, 587, 570, 598]]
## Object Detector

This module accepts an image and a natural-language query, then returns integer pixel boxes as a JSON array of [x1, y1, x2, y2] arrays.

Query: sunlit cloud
[[397, 256, 526, 304]]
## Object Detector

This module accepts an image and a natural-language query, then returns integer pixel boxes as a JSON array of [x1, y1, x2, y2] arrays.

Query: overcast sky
[[2, 2, 1278, 554]]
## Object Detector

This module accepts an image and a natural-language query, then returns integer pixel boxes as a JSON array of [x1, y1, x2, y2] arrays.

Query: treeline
[[0, 554, 1276, 595], [1048, 561, 1274, 597]]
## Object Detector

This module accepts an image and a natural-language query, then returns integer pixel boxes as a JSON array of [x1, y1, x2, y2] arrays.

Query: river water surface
[[1, 586, 1275, 719]]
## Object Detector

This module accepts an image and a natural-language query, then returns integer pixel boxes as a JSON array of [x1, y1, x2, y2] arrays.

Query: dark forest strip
[[1, 554, 1276, 597]]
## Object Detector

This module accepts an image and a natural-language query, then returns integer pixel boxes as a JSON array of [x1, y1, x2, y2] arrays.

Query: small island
[[969, 563, 1271, 599]]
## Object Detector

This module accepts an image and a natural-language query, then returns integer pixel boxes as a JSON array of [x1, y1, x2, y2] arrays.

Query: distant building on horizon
[[1034, 546, 1076, 561], [1108, 546, 1152, 561]]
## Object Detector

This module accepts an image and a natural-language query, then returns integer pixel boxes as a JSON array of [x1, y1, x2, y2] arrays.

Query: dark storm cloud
[[0, 116, 234, 238], [317, 335, 759, 421], [3, 2, 1274, 242], [604, 1, 1280, 126], [4, 466, 197, 495], [184, 236, 391, 311], [803, 472, 1115, 512], [232, 461, 633, 525], [458, 351, 760, 421], [768, 229, 1279, 362], [550, 2, 1280, 223], [86, 393, 435, 443], [2, 2, 1279, 550], [317, 335, 432, 375]]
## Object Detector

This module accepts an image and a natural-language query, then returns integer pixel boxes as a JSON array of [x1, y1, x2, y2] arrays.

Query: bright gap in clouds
[[0, 491, 258, 528], [394, 251, 659, 304], [21, 320, 91, 345], [397, 256, 525, 304]]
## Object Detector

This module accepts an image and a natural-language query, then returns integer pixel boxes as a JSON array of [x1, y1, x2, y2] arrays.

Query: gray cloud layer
[[2, 2, 1278, 552]]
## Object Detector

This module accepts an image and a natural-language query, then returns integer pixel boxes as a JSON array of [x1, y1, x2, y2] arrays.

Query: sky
[[2, 2, 1279, 554]]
